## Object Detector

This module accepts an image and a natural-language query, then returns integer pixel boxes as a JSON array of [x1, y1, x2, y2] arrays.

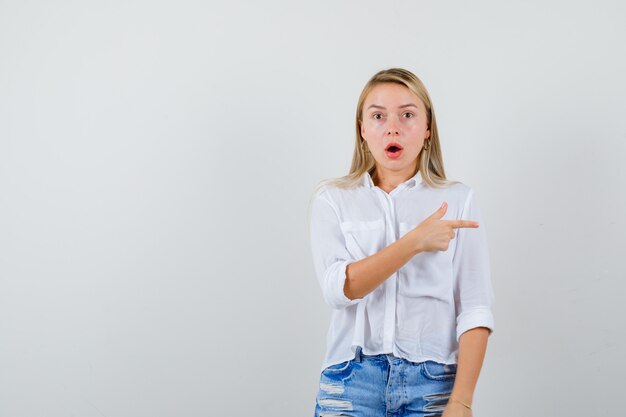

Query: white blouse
[[308, 169, 495, 372]]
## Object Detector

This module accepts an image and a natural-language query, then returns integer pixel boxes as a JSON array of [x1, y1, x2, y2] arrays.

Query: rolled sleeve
[[308, 190, 363, 309], [452, 189, 495, 342]]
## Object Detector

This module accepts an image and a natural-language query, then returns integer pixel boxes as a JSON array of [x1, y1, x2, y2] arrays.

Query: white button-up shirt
[[308, 169, 495, 371]]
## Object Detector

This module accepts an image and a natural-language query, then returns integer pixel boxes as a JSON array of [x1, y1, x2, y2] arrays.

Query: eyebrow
[[366, 104, 419, 110]]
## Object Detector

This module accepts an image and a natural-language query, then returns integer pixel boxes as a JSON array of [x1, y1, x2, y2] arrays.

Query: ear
[[361, 123, 366, 138], [425, 128, 431, 139]]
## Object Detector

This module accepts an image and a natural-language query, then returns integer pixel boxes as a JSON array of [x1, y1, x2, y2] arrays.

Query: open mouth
[[385, 143, 404, 154]]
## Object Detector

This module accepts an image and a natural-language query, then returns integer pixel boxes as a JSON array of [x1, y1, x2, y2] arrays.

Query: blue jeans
[[314, 346, 457, 417]]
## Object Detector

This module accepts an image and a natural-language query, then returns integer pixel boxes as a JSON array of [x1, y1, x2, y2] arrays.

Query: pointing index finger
[[445, 220, 480, 229]]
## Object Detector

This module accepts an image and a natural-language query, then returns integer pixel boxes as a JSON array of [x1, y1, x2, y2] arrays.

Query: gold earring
[[361, 140, 370, 153], [423, 139, 430, 151]]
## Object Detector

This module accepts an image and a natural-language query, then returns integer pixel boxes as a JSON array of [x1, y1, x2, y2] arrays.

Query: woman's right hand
[[410, 202, 479, 253]]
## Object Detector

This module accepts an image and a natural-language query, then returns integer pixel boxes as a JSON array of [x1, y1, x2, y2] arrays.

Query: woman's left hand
[[442, 400, 473, 417]]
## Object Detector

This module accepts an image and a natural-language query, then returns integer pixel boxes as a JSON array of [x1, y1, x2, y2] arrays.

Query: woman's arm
[[448, 327, 490, 410], [445, 189, 495, 415], [345, 201, 479, 300], [344, 231, 421, 300]]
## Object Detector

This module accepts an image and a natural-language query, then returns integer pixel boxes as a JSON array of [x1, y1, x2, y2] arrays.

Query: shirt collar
[[362, 169, 423, 189]]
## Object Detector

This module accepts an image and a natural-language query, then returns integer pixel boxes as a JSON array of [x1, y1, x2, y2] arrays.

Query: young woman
[[308, 68, 495, 417]]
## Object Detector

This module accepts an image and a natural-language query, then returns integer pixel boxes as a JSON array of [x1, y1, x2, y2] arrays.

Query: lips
[[385, 142, 403, 152], [384, 142, 403, 159]]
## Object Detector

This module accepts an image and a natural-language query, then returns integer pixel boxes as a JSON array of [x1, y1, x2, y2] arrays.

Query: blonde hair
[[313, 68, 459, 196]]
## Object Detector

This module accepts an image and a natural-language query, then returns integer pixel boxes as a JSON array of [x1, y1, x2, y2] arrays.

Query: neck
[[373, 164, 418, 190]]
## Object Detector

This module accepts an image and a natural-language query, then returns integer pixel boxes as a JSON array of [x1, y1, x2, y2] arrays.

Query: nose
[[385, 118, 400, 136]]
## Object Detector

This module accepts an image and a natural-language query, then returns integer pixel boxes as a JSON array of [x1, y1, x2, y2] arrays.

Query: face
[[360, 82, 430, 173]]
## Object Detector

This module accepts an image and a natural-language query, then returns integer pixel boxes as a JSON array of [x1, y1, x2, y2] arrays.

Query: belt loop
[[354, 345, 362, 363]]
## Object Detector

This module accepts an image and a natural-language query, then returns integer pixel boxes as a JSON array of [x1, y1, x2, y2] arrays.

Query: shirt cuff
[[330, 261, 363, 309], [456, 307, 494, 342]]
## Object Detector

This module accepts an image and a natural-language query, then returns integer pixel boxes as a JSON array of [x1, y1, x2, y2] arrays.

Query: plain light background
[[1, 0, 624, 416]]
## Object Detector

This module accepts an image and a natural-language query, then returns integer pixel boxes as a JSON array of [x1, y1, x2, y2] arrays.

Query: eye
[[403, 112, 414, 118], [373, 113, 383, 120]]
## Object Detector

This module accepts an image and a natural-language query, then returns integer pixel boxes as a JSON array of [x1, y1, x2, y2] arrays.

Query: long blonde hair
[[313, 68, 459, 196]]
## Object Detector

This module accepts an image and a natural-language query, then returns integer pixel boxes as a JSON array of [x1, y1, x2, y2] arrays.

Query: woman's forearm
[[449, 327, 490, 406], [344, 232, 420, 300]]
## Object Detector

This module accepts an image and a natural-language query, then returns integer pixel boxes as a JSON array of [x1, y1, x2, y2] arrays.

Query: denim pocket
[[322, 359, 352, 374], [421, 361, 457, 380]]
